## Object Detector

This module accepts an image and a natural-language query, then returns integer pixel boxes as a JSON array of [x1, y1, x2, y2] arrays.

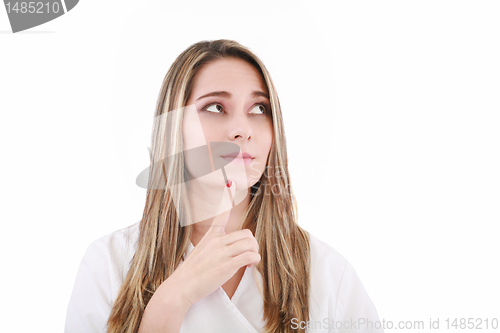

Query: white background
[[1, 0, 499, 331]]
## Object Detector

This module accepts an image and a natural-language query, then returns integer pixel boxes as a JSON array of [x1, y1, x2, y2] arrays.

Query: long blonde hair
[[107, 39, 311, 333]]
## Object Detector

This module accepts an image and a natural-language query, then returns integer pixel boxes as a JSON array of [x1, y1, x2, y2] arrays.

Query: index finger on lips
[[209, 179, 235, 233]]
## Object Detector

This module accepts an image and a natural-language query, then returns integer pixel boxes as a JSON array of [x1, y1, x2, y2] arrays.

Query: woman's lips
[[221, 156, 254, 165]]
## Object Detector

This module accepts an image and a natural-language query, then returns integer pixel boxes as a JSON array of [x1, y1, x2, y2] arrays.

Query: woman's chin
[[184, 166, 261, 194]]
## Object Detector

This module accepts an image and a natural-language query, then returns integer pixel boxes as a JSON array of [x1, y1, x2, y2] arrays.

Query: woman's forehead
[[190, 58, 268, 98]]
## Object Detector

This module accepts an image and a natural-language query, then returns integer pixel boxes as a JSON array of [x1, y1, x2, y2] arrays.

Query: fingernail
[[226, 179, 232, 188]]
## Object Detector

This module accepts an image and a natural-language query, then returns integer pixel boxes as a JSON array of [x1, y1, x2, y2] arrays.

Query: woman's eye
[[205, 104, 224, 113], [250, 104, 267, 115]]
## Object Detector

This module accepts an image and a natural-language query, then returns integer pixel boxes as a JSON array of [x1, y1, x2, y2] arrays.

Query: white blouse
[[65, 222, 384, 332]]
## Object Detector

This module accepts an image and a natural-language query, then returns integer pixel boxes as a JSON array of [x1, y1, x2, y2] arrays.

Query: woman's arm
[[334, 261, 384, 333], [138, 275, 191, 333], [65, 239, 114, 333]]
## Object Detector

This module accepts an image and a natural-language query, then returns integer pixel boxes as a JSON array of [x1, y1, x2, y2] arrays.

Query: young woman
[[65, 39, 383, 333]]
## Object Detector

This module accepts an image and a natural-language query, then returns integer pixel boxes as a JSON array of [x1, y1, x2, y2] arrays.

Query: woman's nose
[[227, 112, 252, 140]]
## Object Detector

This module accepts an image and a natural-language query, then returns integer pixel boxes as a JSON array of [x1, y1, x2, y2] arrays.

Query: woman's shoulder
[[307, 232, 348, 277], [306, 231, 368, 290], [90, 221, 141, 252], [84, 221, 141, 282], [65, 222, 141, 331]]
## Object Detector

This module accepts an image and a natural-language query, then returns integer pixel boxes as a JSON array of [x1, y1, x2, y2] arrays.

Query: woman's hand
[[139, 180, 260, 333], [168, 180, 261, 307]]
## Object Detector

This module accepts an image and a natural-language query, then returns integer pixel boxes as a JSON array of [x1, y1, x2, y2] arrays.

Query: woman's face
[[183, 57, 273, 192]]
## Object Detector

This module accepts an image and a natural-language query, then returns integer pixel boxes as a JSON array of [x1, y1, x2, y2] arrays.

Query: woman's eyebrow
[[196, 91, 231, 101], [195, 90, 269, 101], [252, 91, 270, 99]]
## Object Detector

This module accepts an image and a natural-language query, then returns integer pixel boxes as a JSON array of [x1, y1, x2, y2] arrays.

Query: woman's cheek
[[183, 106, 207, 150]]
